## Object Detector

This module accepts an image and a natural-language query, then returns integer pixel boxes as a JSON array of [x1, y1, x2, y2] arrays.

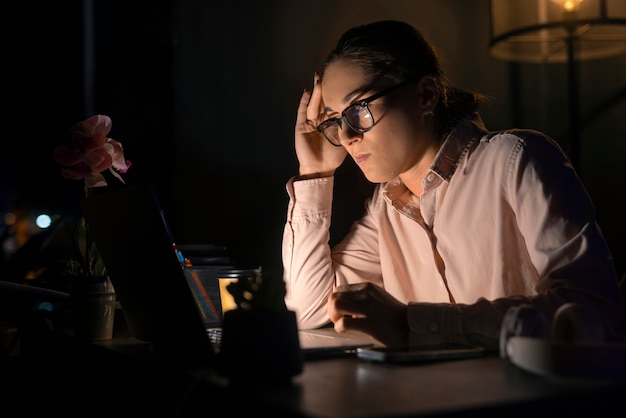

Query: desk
[[13, 326, 625, 417]]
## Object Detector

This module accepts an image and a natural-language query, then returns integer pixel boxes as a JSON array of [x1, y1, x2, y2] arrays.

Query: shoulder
[[476, 128, 571, 169], [474, 129, 584, 208], [484, 128, 565, 154], [466, 128, 579, 202], [482, 128, 560, 149]]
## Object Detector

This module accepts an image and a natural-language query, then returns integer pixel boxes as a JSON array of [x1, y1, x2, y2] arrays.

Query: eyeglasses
[[316, 80, 412, 147]]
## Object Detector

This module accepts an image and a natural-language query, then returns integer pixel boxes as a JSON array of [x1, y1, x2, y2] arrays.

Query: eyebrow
[[323, 84, 371, 114]]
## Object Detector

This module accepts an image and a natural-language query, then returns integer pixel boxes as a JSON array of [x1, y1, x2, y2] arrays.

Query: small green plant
[[226, 273, 287, 312]]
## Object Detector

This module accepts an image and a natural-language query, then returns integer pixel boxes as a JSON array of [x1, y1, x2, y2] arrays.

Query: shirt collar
[[383, 112, 488, 197], [430, 112, 487, 182]]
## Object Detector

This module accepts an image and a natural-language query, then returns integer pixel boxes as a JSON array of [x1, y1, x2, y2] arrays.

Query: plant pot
[[70, 276, 116, 341], [217, 309, 303, 385]]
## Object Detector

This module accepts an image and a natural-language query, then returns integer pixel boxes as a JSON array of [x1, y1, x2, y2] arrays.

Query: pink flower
[[53, 114, 132, 188], [53, 114, 132, 277]]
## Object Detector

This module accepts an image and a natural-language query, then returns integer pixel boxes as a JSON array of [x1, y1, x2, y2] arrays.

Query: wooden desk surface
[[210, 353, 618, 417], [17, 328, 625, 417], [40, 339, 626, 418]]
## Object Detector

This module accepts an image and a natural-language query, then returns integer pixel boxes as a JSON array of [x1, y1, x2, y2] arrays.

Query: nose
[[338, 122, 363, 146]]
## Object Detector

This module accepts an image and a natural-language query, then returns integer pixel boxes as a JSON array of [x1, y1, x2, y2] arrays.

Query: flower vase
[[70, 276, 116, 341]]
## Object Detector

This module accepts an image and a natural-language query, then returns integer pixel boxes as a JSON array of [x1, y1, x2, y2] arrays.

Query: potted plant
[[217, 268, 303, 385], [53, 114, 131, 340]]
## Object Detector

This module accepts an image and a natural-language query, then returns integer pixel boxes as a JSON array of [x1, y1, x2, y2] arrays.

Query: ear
[[416, 76, 439, 116]]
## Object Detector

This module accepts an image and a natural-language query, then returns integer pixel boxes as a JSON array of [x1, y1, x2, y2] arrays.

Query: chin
[[362, 171, 391, 184]]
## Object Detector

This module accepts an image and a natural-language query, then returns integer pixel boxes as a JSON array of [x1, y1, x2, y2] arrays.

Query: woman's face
[[321, 59, 438, 184]]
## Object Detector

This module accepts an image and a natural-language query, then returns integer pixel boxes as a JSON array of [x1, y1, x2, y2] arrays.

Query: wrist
[[296, 170, 335, 180]]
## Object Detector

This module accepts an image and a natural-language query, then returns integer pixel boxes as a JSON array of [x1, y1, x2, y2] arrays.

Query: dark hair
[[322, 20, 486, 140]]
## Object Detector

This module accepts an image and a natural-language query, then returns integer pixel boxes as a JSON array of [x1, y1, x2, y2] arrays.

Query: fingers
[[295, 88, 312, 127], [327, 282, 373, 322], [335, 282, 369, 293], [295, 73, 324, 135], [327, 282, 409, 346], [334, 315, 371, 334], [306, 72, 323, 122]]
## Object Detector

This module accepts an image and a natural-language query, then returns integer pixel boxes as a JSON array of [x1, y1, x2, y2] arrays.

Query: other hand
[[327, 282, 409, 347]]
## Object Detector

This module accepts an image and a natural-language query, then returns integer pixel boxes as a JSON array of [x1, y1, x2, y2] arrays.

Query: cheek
[[372, 121, 423, 176], [378, 114, 419, 156], [362, 134, 413, 182]]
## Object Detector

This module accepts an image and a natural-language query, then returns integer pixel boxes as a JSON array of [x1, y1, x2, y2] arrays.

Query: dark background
[[2, 0, 625, 280]]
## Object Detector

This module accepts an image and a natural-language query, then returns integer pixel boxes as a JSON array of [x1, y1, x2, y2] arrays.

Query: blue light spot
[[35, 214, 52, 229]]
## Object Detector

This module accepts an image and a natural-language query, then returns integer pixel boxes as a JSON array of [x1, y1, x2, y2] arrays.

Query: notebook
[[79, 186, 374, 363]]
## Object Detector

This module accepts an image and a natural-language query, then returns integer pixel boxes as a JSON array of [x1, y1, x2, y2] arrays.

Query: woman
[[282, 20, 625, 350]]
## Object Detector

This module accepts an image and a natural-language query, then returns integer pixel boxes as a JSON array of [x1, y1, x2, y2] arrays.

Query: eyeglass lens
[[321, 104, 374, 146]]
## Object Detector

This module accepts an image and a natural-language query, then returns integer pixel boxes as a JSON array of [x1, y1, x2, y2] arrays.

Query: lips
[[354, 153, 370, 165]]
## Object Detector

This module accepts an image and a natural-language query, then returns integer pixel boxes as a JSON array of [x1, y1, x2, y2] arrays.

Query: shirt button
[[428, 322, 439, 332], [426, 173, 435, 182]]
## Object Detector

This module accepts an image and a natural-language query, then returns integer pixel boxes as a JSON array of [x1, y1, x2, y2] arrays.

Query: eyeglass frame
[[316, 79, 414, 147]]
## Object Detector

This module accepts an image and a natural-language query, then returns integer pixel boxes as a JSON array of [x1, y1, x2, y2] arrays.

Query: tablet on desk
[[356, 343, 486, 364]]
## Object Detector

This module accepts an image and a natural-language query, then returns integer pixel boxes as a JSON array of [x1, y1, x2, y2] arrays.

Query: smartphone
[[356, 343, 486, 364]]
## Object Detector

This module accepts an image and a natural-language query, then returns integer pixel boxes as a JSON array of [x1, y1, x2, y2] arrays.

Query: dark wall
[[3, 0, 625, 279], [3, 2, 85, 214]]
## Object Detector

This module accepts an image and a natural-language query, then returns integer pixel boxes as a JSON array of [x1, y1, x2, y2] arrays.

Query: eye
[[345, 103, 365, 119]]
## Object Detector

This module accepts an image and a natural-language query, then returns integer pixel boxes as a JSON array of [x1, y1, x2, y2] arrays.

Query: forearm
[[282, 176, 337, 328], [407, 278, 625, 352]]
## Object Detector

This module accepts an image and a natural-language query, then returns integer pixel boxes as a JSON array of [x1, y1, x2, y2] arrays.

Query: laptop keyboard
[[207, 328, 222, 351]]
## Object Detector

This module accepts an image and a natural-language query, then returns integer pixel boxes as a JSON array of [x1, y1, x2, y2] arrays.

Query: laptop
[[184, 265, 376, 356], [79, 186, 374, 364]]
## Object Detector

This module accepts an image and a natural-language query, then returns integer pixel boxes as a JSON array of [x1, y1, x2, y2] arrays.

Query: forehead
[[321, 59, 369, 111]]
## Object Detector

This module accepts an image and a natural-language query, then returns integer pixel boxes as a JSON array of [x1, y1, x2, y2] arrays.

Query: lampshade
[[489, 0, 626, 63]]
